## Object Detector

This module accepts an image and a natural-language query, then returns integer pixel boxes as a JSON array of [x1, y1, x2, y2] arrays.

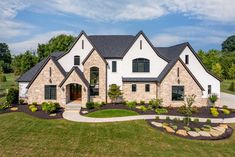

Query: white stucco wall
[[180, 46, 220, 98], [58, 34, 93, 72], [19, 82, 29, 98], [106, 34, 168, 88]]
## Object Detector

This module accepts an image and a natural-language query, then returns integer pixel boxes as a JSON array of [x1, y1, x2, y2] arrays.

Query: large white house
[[17, 31, 221, 107]]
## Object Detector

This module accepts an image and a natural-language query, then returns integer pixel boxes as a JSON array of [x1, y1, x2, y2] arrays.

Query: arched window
[[132, 58, 150, 72], [90, 67, 99, 96]]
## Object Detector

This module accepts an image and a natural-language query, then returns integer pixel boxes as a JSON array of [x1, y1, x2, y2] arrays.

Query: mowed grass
[[86, 109, 138, 118], [1, 113, 235, 157], [0, 73, 18, 103], [221, 79, 235, 95]]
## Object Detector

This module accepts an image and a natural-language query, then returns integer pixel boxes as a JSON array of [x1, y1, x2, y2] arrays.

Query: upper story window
[[82, 40, 84, 49], [140, 40, 142, 50], [185, 55, 189, 64], [74, 56, 80, 65], [132, 58, 150, 72], [208, 85, 212, 94], [112, 61, 117, 72]]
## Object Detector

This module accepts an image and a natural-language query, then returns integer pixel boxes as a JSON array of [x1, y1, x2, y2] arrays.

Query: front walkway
[[63, 109, 235, 123]]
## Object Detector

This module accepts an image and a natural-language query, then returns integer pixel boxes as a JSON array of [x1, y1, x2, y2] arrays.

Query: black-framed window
[[132, 58, 150, 72], [82, 40, 84, 49], [90, 67, 99, 96], [132, 84, 136, 92], [172, 86, 184, 101], [185, 55, 189, 64], [208, 85, 212, 94], [45, 85, 56, 100], [49, 67, 52, 77], [177, 67, 179, 77], [74, 56, 80, 65], [112, 61, 117, 72], [145, 84, 150, 92], [140, 40, 142, 50]]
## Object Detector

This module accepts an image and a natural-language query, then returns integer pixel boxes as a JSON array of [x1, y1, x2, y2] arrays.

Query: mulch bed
[[80, 103, 235, 118], [0, 104, 63, 119], [147, 119, 233, 140]]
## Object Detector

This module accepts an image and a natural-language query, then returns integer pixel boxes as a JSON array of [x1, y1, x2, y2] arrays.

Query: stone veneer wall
[[27, 59, 65, 106], [159, 60, 205, 107], [60, 70, 88, 107], [122, 82, 157, 103], [83, 50, 107, 103]]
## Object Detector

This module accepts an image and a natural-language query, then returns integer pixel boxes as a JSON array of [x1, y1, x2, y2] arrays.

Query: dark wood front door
[[70, 84, 81, 101]]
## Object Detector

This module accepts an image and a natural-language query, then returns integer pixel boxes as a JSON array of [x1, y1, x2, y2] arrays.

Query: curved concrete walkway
[[63, 110, 235, 123]]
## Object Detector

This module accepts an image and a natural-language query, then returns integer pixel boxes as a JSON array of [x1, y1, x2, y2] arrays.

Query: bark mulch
[[147, 119, 233, 140], [0, 104, 63, 119]]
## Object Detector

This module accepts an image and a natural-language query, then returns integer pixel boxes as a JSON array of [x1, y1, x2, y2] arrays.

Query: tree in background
[[228, 64, 235, 79], [222, 35, 235, 52], [212, 63, 223, 79], [11, 51, 38, 75], [0, 43, 12, 73], [37, 34, 75, 60]]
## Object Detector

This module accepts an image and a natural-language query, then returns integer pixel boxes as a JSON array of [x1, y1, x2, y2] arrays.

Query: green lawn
[[221, 79, 235, 95], [0, 112, 235, 156], [0, 73, 18, 103], [86, 109, 138, 118]]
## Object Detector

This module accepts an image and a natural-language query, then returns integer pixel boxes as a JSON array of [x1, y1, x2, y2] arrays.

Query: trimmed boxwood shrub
[[41, 102, 57, 113], [155, 108, 168, 114], [6, 88, 19, 104], [222, 109, 231, 115], [140, 105, 148, 112], [86, 102, 94, 109], [126, 101, 137, 108], [31, 107, 38, 112], [210, 107, 219, 117]]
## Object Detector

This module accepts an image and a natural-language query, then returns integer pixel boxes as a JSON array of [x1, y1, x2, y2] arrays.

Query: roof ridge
[[88, 35, 135, 37], [156, 42, 189, 49]]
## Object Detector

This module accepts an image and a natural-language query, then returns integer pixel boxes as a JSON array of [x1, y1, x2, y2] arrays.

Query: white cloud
[[9, 30, 75, 55]]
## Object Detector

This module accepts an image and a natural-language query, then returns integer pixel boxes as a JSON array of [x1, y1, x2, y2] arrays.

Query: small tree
[[6, 88, 19, 104], [208, 94, 218, 106], [108, 84, 122, 104], [183, 94, 196, 126]]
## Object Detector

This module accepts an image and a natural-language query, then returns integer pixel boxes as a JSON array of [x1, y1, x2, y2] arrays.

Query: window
[[172, 86, 184, 101], [177, 67, 179, 77], [132, 58, 150, 72], [74, 56, 80, 65], [185, 55, 189, 64], [82, 40, 84, 49], [90, 67, 99, 96], [208, 85, 212, 94], [112, 61, 117, 72], [132, 84, 136, 92], [140, 40, 142, 50], [145, 84, 150, 92], [45, 85, 56, 100], [49, 67, 52, 77]]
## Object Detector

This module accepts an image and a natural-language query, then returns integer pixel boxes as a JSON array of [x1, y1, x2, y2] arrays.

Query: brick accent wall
[[27, 59, 65, 106], [83, 50, 107, 103], [159, 60, 205, 107], [122, 82, 157, 103]]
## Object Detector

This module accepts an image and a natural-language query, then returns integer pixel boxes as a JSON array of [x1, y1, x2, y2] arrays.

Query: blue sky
[[1, 0, 235, 55]]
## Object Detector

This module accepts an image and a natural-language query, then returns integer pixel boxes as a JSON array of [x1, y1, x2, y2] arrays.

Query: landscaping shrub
[[222, 109, 231, 115], [191, 106, 199, 113], [228, 82, 235, 92], [193, 118, 199, 123], [183, 126, 191, 131], [122, 101, 127, 105], [19, 99, 24, 105], [31, 107, 38, 112], [155, 116, 159, 120], [232, 109, 235, 113], [194, 128, 201, 132], [126, 101, 137, 108], [0, 75, 6, 82], [54, 102, 60, 109], [155, 108, 168, 114], [140, 105, 147, 112], [86, 102, 94, 109], [29, 104, 35, 110], [101, 102, 106, 106], [149, 98, 163, 109], [172, 125, 178, 130], [41, 102, 57, 113], [94, 102, 102, 109], [177, 105, 187, 114], [166, 116, 170, 121], [223, 105, 228, 109], [210, 107, 219, 117], [32, 102, 37, 106], [6, 88, 19, 104], [0, 101, 10, 110], [206, 119, 211, 124], [208, 94, 218, 106], [140, 100, 145, 105], [162, 122, 169, 126]]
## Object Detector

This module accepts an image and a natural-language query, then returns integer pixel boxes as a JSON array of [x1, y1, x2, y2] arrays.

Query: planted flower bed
[[147, 118, 233, 140]]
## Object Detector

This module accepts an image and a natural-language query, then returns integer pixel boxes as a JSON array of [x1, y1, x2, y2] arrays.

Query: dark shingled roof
[[88, 35, 135, 58], [17, 52, 65, 82]]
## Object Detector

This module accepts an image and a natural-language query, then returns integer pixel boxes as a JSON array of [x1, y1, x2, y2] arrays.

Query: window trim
[[132, 58, 150, 72], [145, 84, 150, 92], [112, 61, 117, 72], [132, 84, 137, 92], [44, 85, 57, 100], [172, 85, 184, 101], [74, 56, 80, 65]]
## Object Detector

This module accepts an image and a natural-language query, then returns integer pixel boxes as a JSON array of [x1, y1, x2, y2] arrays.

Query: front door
[[70, 84, 81, 101]]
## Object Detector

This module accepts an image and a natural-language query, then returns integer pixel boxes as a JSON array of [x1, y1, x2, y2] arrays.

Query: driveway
[[221, 92, 235, 108]]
